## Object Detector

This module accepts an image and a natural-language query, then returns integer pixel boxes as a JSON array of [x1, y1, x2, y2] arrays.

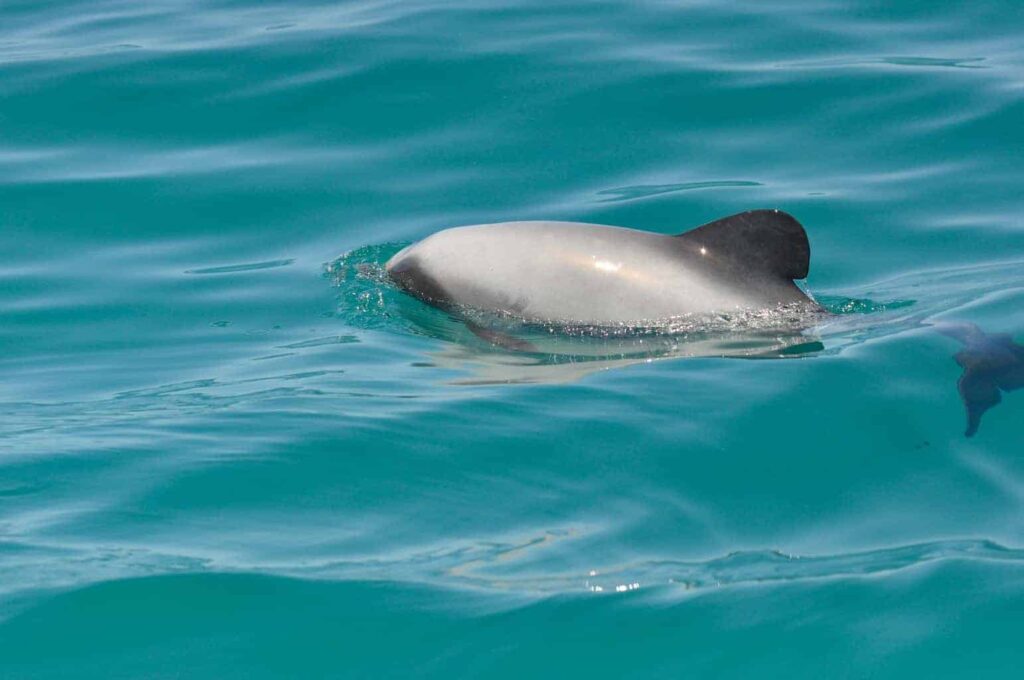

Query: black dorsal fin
[[677, 209, 811, 280]]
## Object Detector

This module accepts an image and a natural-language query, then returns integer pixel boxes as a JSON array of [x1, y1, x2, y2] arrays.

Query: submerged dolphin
[[939, 323, 1024, 436], [385, 209, 822, 326]]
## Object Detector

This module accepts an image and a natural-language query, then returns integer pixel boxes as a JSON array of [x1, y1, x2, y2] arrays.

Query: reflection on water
[[426, 332, 826, 386]]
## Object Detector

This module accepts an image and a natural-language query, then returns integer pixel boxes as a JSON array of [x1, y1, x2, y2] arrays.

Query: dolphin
[[385, 209, 822, 328], [939, 323, 1024, 436], [374, 217, 1024, 436]]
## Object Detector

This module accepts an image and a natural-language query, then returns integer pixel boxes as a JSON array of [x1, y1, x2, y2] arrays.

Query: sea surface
[[3, 1, 1024, 677]]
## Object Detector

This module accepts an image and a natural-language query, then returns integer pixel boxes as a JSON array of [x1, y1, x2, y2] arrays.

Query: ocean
[[2, 1, 1024, 676]]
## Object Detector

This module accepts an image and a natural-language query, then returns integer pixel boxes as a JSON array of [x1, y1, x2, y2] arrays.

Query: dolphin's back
[[386, 210, 817, 325]]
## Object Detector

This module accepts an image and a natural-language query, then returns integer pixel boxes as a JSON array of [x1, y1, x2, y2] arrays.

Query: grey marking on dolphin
[[386, 209, 822, 327], [939, 323, 1024, 437]]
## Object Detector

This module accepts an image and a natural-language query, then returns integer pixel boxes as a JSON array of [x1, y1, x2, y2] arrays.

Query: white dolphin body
[[385, 209, 820, 327]]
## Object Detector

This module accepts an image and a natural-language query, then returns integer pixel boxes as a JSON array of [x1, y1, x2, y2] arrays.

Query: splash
[[323, 242, 411, 331], [816, 295, 915, 315]]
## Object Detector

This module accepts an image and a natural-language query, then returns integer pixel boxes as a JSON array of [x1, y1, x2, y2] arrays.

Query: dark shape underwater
[[939, 323, 1024, 437]]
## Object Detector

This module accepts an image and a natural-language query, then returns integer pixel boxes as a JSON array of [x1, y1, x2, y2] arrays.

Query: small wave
[[257, 535, 1024, 597], [186, 259, 295, 275], [571, 539, 1024, 595], [279, 335, 359, 349], [595, 180, 763, 203], [5, 533, 1018, 607], [778, 55, 989, 72], [879, 56, 988, 69], [448, 537, 1024, 596]]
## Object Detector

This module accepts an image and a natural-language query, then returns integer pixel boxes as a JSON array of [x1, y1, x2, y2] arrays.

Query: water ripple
[[186, 259, 295, 275], [595, 180, 763, 203], [3, 534, 1018, 607]]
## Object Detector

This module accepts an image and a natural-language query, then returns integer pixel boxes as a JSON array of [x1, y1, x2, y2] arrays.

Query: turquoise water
[[3, 0, 1024, 676]]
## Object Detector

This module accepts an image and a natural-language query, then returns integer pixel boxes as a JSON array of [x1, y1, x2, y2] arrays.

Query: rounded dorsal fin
[[676, 209, 811, 280]]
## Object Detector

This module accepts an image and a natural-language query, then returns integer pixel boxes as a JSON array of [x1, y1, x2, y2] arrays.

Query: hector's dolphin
[[385, 209, 822, 326], [365, 215, 1022, 436]]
